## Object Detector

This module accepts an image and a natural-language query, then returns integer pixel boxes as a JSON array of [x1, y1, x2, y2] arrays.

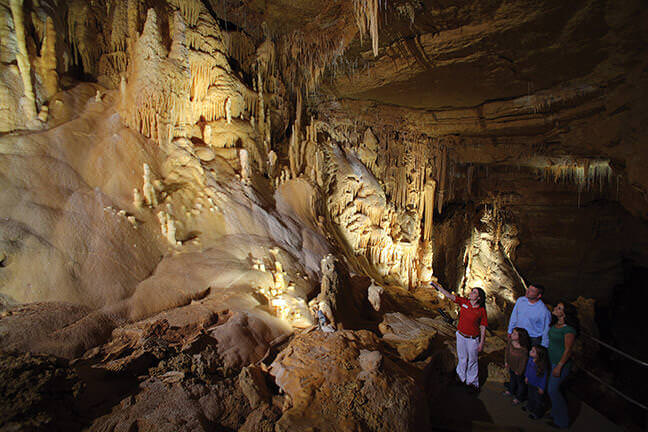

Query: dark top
[[548, 324, 576, 365], [505, 340, 529, 376]]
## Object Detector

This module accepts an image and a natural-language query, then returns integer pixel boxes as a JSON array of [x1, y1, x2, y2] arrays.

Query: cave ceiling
[[221, 0, 645, 111]]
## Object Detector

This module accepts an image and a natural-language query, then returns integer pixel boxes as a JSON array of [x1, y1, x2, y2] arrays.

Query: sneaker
[[511, 398, 520, 405], [502, 390, 512, 397]]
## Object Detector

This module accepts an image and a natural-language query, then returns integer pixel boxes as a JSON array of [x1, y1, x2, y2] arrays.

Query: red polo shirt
[[454, 296, 488, 337]]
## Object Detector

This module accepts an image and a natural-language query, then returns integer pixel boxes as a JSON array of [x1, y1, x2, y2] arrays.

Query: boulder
[[239, 365, 271, 408], [269, 329, 429, 432], [378, 312, 438, 361]]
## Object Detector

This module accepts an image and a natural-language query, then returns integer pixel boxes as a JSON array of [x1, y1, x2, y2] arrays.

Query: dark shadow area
[[429, 380, 494, 431]]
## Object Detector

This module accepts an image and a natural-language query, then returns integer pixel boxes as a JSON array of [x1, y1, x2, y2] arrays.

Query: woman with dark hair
[[546, 301, 579, 429], [431, 282, 488, 393]]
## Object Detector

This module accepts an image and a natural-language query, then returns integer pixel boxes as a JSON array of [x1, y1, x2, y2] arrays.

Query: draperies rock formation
[[1, 0, 647, 430]]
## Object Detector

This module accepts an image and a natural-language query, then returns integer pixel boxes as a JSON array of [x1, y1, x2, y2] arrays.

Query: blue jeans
[[548, 362, 571, 428]]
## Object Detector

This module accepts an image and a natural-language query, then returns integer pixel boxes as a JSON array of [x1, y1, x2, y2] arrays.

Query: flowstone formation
[[1, 0, 647, 430]]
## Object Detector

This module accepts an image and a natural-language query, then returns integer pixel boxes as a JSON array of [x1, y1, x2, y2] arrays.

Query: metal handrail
[[580, 331, 648, 368], [577, 365, 648, 412], [497, 240, 648, 369], [497, 240, 648, 418]]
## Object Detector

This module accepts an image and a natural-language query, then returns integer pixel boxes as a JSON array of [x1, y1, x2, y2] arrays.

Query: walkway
[[430, 380, 622, 432]]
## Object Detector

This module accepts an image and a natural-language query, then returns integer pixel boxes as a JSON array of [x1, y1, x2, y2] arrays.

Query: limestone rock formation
[[0, 0, 646, 429], [270, 330, 429, 431]]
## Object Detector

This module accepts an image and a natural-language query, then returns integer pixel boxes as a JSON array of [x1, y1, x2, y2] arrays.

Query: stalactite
[[396, 166, 407, 209], [422, 180, 436, 241], [289, 125, 300, 178], [353, 0, 380, 57], [538, 158, 612, 192], [67, 0, 101, 75], [257, 72, 265, 134], [37, 16, 58, 100], [9, 0, 37, 120], [127, 0, 139, 54], [176, 0, 202, 27], [265, 109, 272, 151], [315, 148, 325, 187], [437, 145, 447, 214], [466, 165, 474, 197]]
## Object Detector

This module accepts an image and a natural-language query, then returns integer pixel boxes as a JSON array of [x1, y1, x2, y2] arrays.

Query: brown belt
[[458, 331, 480, 339]]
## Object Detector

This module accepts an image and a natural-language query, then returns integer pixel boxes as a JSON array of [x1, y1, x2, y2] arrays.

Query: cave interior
[[0, 0, 647, 430]]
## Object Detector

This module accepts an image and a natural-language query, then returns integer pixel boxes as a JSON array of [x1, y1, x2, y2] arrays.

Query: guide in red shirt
[[430, 281, 488, 392]]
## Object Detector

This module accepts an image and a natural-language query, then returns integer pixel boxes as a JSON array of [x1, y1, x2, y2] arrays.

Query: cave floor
[[430, 380, 622, 432]]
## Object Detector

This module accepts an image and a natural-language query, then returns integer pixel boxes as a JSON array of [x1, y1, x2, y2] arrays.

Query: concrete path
[[430, 380, 623, 431]]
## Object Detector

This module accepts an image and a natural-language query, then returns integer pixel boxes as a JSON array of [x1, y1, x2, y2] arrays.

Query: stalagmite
[[240, 149, 250, 183], [37, 105, 48, 123], [368, 281, 384, 311], [142, 163, 157, 207], [317, 254, 339, 326], [166, 216, 177, 245], [127, 216, 137, 228], [157, 211, 168, 237], [9, 0, 37, 120], [133, 188, 143, 208], [95, 90, 103, 102], [203, 124, 212, 144], [268, 150, 278, 177], [225, 97, 232, 124], [169, 12, 188, 62]]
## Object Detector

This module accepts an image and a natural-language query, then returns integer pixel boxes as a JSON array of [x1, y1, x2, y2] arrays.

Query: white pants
[[456, 331, 480, 387]]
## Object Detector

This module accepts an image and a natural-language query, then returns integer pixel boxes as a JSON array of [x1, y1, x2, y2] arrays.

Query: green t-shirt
[[548, 325, 577, 365]]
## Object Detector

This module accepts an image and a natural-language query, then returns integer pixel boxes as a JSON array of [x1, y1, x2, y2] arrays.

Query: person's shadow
[[429, 377, 493, 431]]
